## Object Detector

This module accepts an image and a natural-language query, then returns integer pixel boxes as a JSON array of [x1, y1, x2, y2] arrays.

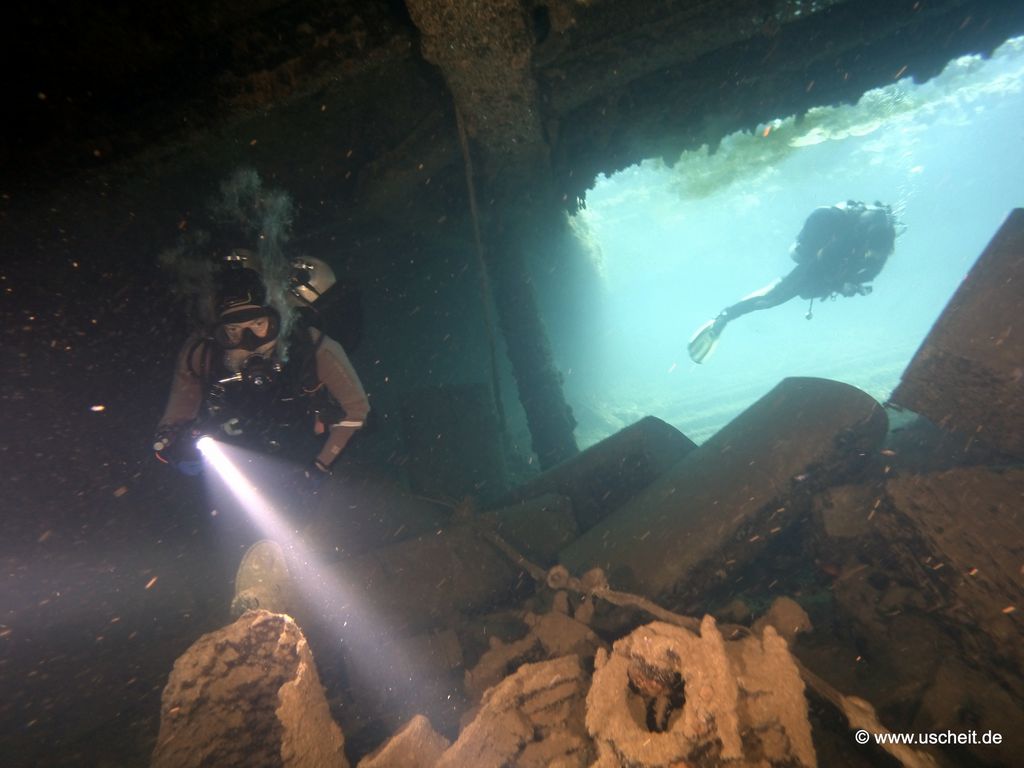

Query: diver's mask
[[213, 306, 281, 351]]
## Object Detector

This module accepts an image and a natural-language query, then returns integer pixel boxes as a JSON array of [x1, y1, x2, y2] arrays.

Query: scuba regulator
[[217, 354, 284, 393]]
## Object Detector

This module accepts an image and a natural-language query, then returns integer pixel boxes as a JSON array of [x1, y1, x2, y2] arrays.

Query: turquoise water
[[547, 37, 1024, 447]]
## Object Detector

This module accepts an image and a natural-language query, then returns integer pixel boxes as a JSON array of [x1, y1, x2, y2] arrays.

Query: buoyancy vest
[[187, 321, 330, 446], [791, 201, 895, 297]]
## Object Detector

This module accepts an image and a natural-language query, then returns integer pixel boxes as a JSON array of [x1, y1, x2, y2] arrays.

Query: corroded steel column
[[405, 0, 579, 468]]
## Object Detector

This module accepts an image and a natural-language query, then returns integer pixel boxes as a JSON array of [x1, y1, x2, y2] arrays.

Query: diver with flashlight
[[153, 250, 369, 490]]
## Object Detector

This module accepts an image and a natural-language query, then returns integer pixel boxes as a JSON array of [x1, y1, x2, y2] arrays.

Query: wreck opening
[[538, 36, 1024, 448]]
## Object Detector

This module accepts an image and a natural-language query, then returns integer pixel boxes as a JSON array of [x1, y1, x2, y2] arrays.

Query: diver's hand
[[176, 459, 205, 476], [300, 459, 331, 494]]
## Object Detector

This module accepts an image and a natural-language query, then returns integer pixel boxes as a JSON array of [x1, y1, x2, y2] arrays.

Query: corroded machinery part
[[231, 539, 296, 618], [586, 617, 816, 768]]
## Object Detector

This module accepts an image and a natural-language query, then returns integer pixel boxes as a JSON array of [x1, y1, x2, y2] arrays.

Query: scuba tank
[[289, 256, 336, 307], [223, 248, 337, 311]]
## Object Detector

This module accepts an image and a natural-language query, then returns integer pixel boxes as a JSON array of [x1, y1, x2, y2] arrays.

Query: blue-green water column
[[405, 0, 580, 468]]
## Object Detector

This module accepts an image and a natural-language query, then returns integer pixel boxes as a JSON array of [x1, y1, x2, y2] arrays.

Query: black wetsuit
[[157, 324, 369, 468], [719, 201, 895, 322]]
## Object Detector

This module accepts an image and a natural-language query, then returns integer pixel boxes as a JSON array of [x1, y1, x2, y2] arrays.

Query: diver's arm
[[312, 330, 370, 469], [157, 339, 205, 432], [718, 267, 805, 324]]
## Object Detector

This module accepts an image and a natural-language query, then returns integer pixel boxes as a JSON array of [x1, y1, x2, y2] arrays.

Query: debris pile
[[152, 610, 347, 768], [586, 617, 815, 767]]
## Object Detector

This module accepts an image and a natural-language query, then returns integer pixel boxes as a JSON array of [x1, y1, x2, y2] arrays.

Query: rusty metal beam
[[891, 208, 1024, 458]]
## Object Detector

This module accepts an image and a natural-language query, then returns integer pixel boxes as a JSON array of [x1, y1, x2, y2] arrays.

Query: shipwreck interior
[[3, 1, 1024, 766]]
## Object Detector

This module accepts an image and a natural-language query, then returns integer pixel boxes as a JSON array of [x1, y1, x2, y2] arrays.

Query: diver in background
[[688, 200, 898, 363], [153, 250, 369, 488]]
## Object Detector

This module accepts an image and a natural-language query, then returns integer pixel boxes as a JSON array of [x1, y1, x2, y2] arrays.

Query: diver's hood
[[215, 264, 266, 315]]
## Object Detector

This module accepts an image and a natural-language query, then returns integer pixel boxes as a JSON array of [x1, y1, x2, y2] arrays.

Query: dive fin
[[688, 318, 723, 364]]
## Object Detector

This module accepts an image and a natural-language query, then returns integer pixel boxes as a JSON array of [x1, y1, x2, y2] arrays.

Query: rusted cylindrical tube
[[559, 377, 887, 604], [503, 415, 697, 532]]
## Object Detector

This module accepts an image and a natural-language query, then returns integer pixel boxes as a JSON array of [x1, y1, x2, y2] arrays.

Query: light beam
[[197, 436, 294, 544], [195, 437, 428, 717]]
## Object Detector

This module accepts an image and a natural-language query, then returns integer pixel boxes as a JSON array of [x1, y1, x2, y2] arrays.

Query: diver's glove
[[301, 459, 331, 494], [176, 459, 205, 476]]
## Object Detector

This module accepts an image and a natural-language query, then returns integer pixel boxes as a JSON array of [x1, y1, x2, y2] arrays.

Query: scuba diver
[[153, 250, 369, 487], [688, 200, 898, 363]]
